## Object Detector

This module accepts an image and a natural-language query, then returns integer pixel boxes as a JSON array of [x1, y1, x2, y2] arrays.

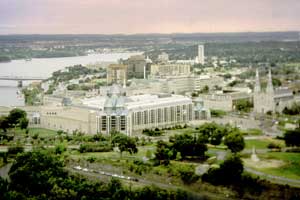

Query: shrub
[[8, 145, 24, 155], [211, 109, 226, 118], [267, 142, 281, 151], [32, 133, 39, 140], [177, 165, 199, 184], [87, 156, 96, 163], [55, 143, 67, 154], [79, 142, 112, 153], [142, 129, 163, 136]]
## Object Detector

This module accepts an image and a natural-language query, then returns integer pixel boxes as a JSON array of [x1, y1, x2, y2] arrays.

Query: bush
[[210, 109, 226, 118], [177, 165, 199, 184], [79, 142, 112, 153], [87, 156, 96, 163], [8, 145, 24, 155], [202, 155, 243, 185], [32, 133, 39, 140], [142, 129, 163, 136], [267, 142, 281, 151], [55, 143, 67, 154], [128, 159, 151, 175], [286, 147, 300, 152]]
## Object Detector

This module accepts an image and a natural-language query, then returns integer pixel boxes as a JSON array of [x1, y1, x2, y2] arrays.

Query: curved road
[[244, 167, 300, 188]]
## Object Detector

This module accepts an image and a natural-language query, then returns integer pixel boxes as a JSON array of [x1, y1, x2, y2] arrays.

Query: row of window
[[99, 115, 126, 132], [132, 104, 193, 126]]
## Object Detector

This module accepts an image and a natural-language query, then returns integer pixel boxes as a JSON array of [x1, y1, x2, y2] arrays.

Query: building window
[[101, 116, 106, 131], [111, 116, 116, 131], [158, 109, 162, 123], [120, 116, 126, 131], [171, 107, 175, 122], [177, 106, 181, 122], [150, 110, 155, 124], [144, 110, 148, 124], [189, 104, 193, 120], [164, 108, 168, 122], [137, 112, 142, 125]]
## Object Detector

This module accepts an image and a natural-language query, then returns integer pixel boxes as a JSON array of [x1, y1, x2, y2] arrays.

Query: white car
[[82, 168, 89, 172], [73, 166, 82, 170]]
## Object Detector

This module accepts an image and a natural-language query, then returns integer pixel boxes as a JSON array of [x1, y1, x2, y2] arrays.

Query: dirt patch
[[243, 158, 284, 169]]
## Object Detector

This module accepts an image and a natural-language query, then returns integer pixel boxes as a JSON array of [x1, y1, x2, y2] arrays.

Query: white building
[[95, 85, 194, 136], [157, 52, 169, 63], [197, 44, 205, 65]]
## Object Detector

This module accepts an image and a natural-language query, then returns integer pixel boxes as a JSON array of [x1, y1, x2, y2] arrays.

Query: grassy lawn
[[28, 128, 57, 138], [254, 152, 300, 180], [242, 128, 263, 136], [245, 138, 285, 150], [70, 145, 155, 161], [164, 128, 196, 136], [14, 128, 57, 138]]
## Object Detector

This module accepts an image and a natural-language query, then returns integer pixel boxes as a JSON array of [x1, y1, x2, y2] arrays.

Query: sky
[[0, 0, 300, 34]]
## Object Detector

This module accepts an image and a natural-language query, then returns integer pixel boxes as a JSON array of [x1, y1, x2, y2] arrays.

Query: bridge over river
[[0, 76, 47, 87]]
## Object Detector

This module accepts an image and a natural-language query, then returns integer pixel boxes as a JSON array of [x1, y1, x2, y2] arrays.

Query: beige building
[[38, 106, 97, 134], [122, 55, 150, 79], [150, 64, 191, 77], [107, 64, 127, 86]]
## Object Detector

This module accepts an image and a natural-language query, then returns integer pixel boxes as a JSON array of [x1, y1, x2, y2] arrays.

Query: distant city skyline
[[0, 0, 300, 34]]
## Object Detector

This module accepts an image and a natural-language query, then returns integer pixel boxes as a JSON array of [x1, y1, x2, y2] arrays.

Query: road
[[67, 165, 232, 200], [0, 145, 80, 153], [245, 167, 300, 188]]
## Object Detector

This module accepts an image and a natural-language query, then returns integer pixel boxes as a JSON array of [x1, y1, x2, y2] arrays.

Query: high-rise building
[[122, 55, 148, 79], [107, 64, 127, 86], [197, 44, 205, 65]]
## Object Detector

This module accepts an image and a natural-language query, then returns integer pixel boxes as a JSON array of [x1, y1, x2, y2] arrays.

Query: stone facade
[[253, 68, 295, 114]]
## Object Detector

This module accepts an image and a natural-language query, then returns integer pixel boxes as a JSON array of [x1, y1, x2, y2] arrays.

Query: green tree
[[154, 140, 172, 165], [112, 133, 138, 157], [197, 122, 228, 145], [235, 99, 253, 112], [170, 133, 207, 159], [210, 130, 224, 146], [0, 116, 10, 132], [9, 150, 66, 197], [202, 155, 244, 185], [7, 108, 27, 127], [283, 128, 300, 147], [224, 131, 245, 153], [19, 118, 29, 130]]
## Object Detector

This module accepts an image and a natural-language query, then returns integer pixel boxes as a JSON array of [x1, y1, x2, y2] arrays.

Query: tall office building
[[107, 64, 127, 86], [197, 44, 205, 65]]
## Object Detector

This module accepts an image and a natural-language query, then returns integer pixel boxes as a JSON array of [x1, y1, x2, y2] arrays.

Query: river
[[0, 53, 140, 107]]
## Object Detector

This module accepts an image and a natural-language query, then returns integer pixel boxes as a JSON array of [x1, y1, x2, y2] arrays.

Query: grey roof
[[274, 88, 293, 98]]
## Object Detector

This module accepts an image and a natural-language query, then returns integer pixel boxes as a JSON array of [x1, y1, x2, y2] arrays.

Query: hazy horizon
[[1, 0, 300, 34]]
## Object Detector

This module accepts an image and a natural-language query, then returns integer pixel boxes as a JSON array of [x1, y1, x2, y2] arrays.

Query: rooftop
[[81, 93, 192, 111]]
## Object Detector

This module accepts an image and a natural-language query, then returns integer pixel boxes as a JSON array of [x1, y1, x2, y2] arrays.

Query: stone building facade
[[253, 68, 295, 114]]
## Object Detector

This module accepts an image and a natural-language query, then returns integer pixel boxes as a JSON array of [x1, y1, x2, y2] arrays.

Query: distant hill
[[0, 31, 299, 44]]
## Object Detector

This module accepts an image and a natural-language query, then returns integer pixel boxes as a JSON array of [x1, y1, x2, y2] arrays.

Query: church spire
[[254, 68, 261, 93], [266, 68, 274, 94]]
